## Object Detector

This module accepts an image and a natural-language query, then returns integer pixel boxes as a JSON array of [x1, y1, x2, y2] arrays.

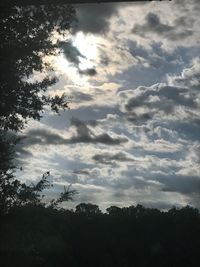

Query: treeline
[[0, 203, 200, 267]]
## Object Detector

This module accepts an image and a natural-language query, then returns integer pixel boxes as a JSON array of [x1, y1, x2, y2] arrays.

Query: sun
[[54, 31, 98, 73], [51, 31, 99, 87], [73, 31, 97, 69], [73, 32, 97, 58]]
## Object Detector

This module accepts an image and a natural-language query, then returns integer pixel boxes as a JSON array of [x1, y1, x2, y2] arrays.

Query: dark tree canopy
[[0, 203, 199, 267], [0, 3, 77, 213], [75, 203, 102, 215], [0, 4, 76, 131]]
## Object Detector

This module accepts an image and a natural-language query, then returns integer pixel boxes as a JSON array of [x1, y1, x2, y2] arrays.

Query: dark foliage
[[0, 3, 76, 214], [0, 203, 199, 267], [0, 4, 76, 131]]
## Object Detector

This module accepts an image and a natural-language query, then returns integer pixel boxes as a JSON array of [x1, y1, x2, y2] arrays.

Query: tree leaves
[[0, 4, 76, 214], [0, 4, 75, 131]]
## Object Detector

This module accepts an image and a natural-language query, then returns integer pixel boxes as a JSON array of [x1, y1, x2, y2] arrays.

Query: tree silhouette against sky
[[0, 3, 77, 213]]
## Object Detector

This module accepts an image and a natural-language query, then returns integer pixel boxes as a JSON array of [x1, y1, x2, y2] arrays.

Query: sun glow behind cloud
[[55, 32, 98, 72], [53, 31, 99, 87], [73, 32, 98, 70]]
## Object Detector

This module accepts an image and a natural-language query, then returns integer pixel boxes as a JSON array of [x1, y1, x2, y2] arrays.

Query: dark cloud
[[112, 177, 152, 191], [70, 91, 94, 103], [99, 53, 110, 66], [75, 0, 149, 35], [19, 119, 126, 147], [70, 117, 93, 142], [22, 129, 67, 146], [93, 152, 134, 165], [15, 146, 33, 158], [71, 117, 98, 127], [132, 12, 193, 41], [118, 166, 200, 198], [59, 42, 97, 76], [76, 4, 118, 34], [69, 131, 127, 145], [69, 118, 127, 145], [172, 16, 193, 28], [158, 174, 200, 195], [126, 112, 152, 124], [20, 119, 125, 147], [42, 105, 122, 130], [110, 171, 200, 202], [143, 12, 173, 33], [119, 82, 199, 125], [79, 68, 97, 76], [59, 41, 85, 66]]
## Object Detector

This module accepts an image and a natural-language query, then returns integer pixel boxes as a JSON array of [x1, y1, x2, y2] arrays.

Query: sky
[[16, 0, 200, 211]]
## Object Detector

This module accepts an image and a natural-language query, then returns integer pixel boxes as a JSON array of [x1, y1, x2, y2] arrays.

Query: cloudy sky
[[16, 0, 200, 211]]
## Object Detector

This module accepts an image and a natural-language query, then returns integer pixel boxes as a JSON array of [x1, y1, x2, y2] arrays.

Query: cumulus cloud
[[76, 3, 119, 34], [133, 12, 173, 35], [135, 59, 200, 140], [69, 118, 127, 145], [169, 57, 200, 89], [19, 119, 127, 148], [132, 12, 194, 41], [119, 84, 196, 123]]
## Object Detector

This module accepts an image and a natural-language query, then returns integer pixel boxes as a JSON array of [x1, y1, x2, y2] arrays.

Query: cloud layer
[[16, 0, 200, 211]]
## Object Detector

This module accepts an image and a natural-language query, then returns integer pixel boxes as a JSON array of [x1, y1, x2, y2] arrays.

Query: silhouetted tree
[[0, 203, 200, 267], [0, 4, 76, 131], [50, 184, 77, 208], [75, 203, 102, 216], [0, 3, 76, 213], [106, 205, 122, 215], [0, 132, 19, 214]]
